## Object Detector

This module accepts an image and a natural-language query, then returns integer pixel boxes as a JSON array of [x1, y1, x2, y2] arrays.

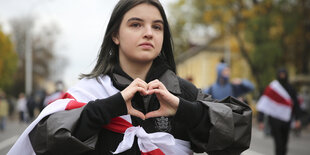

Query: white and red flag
[[8, 76, 192, 155], [257, 80, 293, 122]]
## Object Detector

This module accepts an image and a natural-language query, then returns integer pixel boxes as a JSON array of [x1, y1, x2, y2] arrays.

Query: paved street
[[195, 123, 310, 155], [1, 119, 310, 155], [0, 119, 28, 155], [244, 124, 310, 155]]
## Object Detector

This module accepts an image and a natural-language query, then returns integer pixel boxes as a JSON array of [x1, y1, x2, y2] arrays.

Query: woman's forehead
[[123, 3, 163, 22]]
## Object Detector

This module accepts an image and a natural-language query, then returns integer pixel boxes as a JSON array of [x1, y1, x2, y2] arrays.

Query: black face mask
[[277, 69, 288, 85], [278, 75, 288, 84]]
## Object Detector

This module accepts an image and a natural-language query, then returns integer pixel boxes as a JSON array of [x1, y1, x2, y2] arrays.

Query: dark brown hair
[[81, 0, 175, 79]]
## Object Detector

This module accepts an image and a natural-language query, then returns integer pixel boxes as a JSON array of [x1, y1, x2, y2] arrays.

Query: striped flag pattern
[[8, 76, 192, 155], [257, 80, 292, 122]]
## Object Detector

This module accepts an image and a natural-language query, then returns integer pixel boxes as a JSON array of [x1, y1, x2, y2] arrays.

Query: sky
[[0, 0, 174, 88]]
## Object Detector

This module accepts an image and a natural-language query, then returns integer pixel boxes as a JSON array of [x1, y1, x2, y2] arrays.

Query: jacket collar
[[112, 69, 181, 95]]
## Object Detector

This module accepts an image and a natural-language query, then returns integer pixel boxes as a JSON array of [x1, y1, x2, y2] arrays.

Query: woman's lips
[[139, 42, 154, 49]]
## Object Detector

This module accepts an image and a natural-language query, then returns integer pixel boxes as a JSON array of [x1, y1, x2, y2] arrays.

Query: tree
[[169, 0, 215, 56], [169, 0, 310, 93], [244, 0, 310, 89], [9, 17, 67, 96], [0, 26, 18, 94], [280, 0, 310, 74], [170, 0, 266, 91]]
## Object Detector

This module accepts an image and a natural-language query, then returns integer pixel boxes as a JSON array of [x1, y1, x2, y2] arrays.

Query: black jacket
[[29, 62, 252, 155]]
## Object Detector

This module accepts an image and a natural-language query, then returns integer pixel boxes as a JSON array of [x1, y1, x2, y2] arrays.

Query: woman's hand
[[121, 78, 148, 120], [145, 79, 180, 119], [121, 78, 180, 120]]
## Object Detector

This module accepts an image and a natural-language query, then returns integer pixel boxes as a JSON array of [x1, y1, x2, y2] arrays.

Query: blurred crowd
[[0, 81, 65, 132]]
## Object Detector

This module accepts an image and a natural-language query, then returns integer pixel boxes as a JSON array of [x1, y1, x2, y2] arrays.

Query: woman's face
[[113, 3, 164, 65]]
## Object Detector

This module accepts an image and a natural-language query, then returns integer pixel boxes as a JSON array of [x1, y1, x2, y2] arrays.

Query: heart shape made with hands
[[121, 79, 180, 120]]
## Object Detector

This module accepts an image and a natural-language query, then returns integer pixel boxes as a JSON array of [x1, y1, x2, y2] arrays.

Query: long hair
[[81, 0, 175, 79]]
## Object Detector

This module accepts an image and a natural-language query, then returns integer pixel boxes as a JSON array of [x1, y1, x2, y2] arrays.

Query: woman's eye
[[153, 25, 162, 30], [131, 23, 141, 28]]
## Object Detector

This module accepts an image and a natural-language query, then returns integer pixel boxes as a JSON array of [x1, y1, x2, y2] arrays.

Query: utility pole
[[25, 20, 33, 96]]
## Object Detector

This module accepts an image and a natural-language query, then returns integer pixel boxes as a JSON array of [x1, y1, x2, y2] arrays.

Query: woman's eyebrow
[[153, 19, 164, 25], [127, 17, 143, 23], [127, 17, 163, 24]]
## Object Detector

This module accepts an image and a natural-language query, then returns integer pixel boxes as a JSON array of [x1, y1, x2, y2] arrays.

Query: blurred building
[[176, 36, 253, 89], [36, 77, 60, 95]]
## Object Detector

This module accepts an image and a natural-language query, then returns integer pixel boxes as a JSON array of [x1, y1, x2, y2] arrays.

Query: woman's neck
[[120, 60, 153, 81]]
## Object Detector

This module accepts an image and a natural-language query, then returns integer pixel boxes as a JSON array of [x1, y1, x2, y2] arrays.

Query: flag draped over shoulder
[[7, 76, 118, 155], [257, 80, 293, 122], [8, 76, 192, 155]]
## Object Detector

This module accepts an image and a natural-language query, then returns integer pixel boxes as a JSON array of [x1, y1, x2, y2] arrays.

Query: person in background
[[26, 92, 36, 122], [17, 92, 28, 123], [203, 60, 255, 100], [35, 89, 47, 112], [257, 68, 302, 155], [43, 81, 65, 108], [0, 90, 9, 131], [7, 95, 16, 120]]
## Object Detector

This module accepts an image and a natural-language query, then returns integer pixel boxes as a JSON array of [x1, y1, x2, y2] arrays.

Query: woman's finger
[[148, 89, 166, 99], [147, 79, 159, 86], [148, 80, 166, 91], [135, 87, 148, 96], [145, 110, 163, 119], [129, 107, 145, 120], [121, 79, 148, 101], [135, 79, 148, 90], [151, 89, 179, 114]]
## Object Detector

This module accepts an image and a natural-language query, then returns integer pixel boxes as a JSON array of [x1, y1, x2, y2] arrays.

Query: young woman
[[8, 0, 252, 155]]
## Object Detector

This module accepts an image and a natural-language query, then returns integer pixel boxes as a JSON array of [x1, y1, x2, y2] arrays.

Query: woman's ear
[[112, 33, 120, 45]]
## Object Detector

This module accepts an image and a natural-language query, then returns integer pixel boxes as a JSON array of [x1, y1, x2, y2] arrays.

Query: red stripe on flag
[[61, 92, 76, 100], [61, 92, 87, 110], [264, 86, 292, 107], [103, 117, 133, 133], [65, 100, 86, 110], [141, 148, 165, 155]]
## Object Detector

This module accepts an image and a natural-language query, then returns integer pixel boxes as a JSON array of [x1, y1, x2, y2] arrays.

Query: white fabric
[[257, 96, 292, 122], [113, 126, 174, 154], [113, 126, 193, 155], [8, 75, 191, 155], [68, 76, 132, 123], [257, 80, 292, 122], [269, 80, 291, 101], [68, 75, 119, 103], [8, 76, 118, 155], [172, 139, 193, 155], [7, 99, 72, 155]]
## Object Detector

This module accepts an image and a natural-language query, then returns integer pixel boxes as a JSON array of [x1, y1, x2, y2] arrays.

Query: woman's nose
[[143, 26, 153, 39]]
